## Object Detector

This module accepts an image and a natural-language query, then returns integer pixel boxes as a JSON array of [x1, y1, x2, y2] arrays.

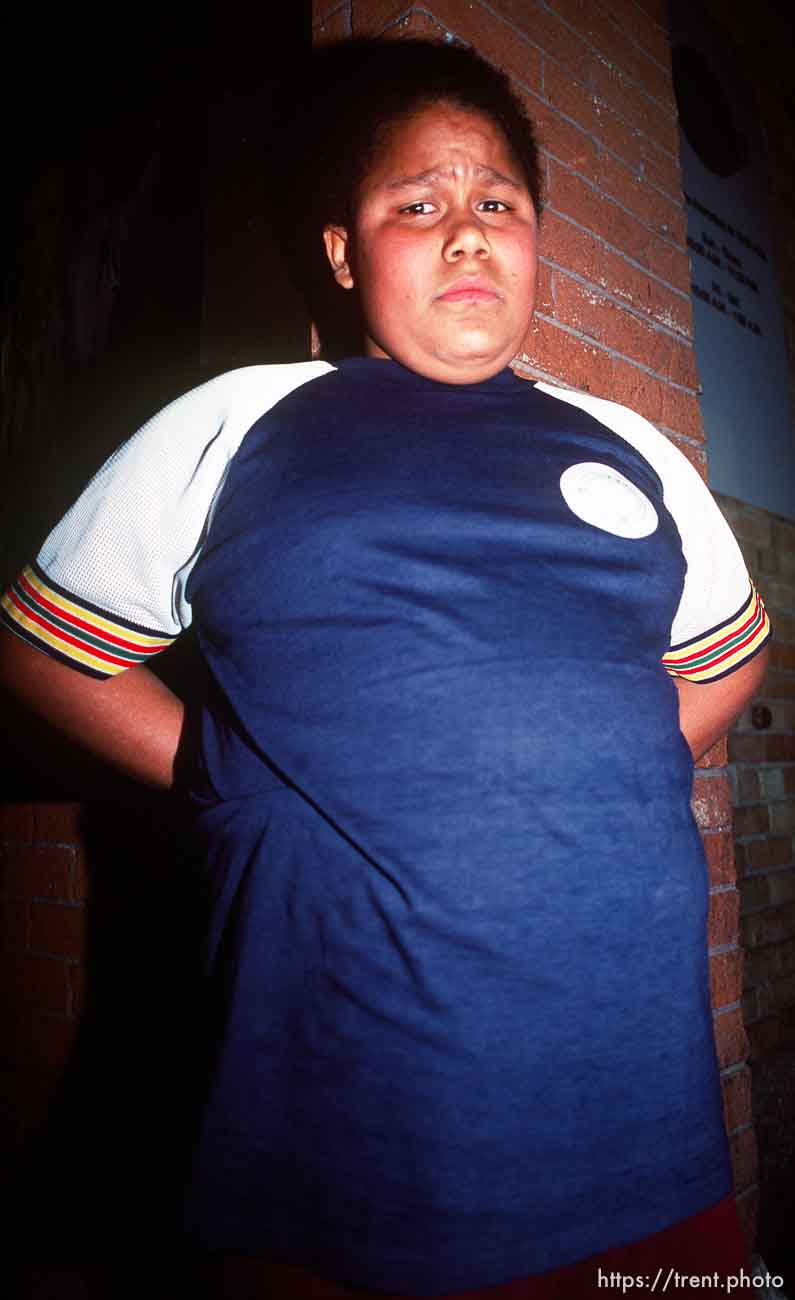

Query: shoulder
[[138, 360, 336, 456]]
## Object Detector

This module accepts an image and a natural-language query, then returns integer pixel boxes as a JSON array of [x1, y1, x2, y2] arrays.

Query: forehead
[[359, 102, 525, 195]]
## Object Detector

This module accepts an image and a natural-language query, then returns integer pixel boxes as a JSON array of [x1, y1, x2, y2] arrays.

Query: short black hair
[[268, 38, 543, 357], [315, 38, 544, 230]]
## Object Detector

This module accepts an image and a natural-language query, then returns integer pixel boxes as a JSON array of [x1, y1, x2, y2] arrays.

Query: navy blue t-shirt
[[183, 358, 731, 1293]]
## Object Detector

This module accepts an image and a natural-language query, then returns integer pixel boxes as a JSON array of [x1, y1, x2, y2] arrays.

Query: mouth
[[435, 276, 502, 303]]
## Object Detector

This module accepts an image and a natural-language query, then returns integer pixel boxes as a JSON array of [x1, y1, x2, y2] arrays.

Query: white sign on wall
[[668, 0, 795, 520]]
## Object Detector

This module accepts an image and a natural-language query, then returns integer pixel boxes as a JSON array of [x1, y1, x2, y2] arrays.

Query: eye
[[477, 199, 512, 213], [398, 201, 436, 216]]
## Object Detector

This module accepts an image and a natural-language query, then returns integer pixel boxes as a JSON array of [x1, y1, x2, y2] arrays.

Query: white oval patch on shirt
[[559, 462, 659, 539]]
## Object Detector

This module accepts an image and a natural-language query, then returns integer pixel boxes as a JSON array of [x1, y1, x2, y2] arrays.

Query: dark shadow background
[[1, 6, 312, 1295]]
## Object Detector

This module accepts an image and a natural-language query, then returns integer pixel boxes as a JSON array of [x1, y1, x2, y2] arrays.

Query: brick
[[713, 1006, 749, 1070], [691, 774, 733, 833], [733, 804, 770, 837], [762, 735, 795, 763], [411, 0, 543, 92], [735, 1185, 759, 1254], [0, 1000, 78, 1068], [523, 93, 598, 173], [740, 874, 770, 912], [0, 804, 33, 842], [724, 509, 773, 549], [720, 1066, 752, 1134], [546, 163, 603, 236], [521, 319, 614, 395], [313, 0, 346, 23], [763, 671, 795, 700], [743, 832, 789, 873], [29, 901, 87, 961], [0, 897, 30, 952], [538, 209, 604, 281], [696, 736, 727, 769], [658, 385, 704, 443], [73, 847, 91, 903], [632, 0, 667, 25], [543, 60, 599, 136], [747, 1016, 781, 1062], [0, 951, 70, 1018], [592, 0, 671, 67], [772, 519, 795, 553], [741, 988, 757, 1022], [763, 696, 795, 733], [494, 0, 591, 83], [349, 0, 406, 36], [596, 101, 644, 171], [313, 3, 350, 43], [742, 902, 795, 948], [552, 273, 698, 384], [561, 1, 675, 110], [743, 945, 776, 991], [706, 889, 737, 951], [770, 611, 795, 644], [764, 580, 795, 613], [768, 972, 795, 1015], [758, 764, 789, 795], [770, 802, 795, 835], [708, 888, 740, 950], [645, 235, 691, 295], [0, 844, 74, 901], [702, 832, 736, 886], [592, 61, 679, 154], [597, 152, 685, 243], [538, 211, 693, 338], [373, 9, 447, 38], [769, 871, 795, 908], [729, 1125, 758, 1193], [31, 803, 84, 844], [710, 947, 743, 1008], [728, 733, 766, 763], [535, 259, 555, 316], [641, 144, 683, 202], [735, 768, 761, 803], [69, 960, 87, 1021], [737, 541, 761, 579], [758, 547, 781, 574]]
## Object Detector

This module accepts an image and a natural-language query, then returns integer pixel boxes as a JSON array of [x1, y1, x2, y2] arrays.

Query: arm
[[675, 644, 770, 763], [0, 628, 184, 790]]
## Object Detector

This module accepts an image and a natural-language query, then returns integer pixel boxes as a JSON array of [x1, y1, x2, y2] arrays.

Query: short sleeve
[[1, 361, 333, 679], [534, 382, 771, 683]]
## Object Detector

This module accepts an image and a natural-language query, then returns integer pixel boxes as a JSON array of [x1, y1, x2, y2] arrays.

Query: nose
[[442, 212, 490, 262]]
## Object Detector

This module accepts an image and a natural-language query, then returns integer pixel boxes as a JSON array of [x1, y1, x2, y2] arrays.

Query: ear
[[323, 224, 355, 290]]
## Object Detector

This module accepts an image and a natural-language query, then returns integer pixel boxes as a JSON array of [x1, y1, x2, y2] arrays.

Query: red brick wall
[[314, 0, 756, 1244], [0, 803, 84, 1166]]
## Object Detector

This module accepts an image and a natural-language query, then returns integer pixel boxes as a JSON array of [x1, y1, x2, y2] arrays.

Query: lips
[[436, 276, 502, 303]]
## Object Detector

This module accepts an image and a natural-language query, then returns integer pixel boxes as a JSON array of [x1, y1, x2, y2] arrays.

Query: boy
[[1, 39, 770, 1299]]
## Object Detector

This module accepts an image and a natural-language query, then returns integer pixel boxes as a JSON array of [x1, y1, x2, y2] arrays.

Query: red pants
[[217, 1195, 748, 1298]]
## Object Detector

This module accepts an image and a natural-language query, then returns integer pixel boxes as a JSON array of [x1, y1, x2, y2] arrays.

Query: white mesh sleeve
[[38, 361, 333, 634]]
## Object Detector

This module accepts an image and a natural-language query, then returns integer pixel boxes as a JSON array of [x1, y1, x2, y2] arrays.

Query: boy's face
[[323, 102, 538, 384]]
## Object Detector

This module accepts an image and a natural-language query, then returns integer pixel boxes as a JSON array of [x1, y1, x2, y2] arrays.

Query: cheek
[[361, 237, 427, 318], [506, 235, 538, 294]]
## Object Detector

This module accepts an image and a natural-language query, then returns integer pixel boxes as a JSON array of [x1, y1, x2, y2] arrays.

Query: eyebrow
[[384, 165, 523, 191]]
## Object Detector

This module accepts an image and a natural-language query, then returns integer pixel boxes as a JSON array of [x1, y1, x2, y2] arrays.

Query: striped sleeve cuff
[[662, 584, 770, 683], [1, 563, 176, 680]]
